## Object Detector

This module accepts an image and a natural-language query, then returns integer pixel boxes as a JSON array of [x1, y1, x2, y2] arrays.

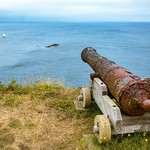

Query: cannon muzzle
[[81, 47, 150, 116]]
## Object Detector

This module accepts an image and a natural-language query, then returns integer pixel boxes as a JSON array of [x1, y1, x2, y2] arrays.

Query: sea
[[0, 22, 150, 87]]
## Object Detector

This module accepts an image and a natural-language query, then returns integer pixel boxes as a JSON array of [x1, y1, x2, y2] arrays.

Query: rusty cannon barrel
[[81, 47, 150, 116]]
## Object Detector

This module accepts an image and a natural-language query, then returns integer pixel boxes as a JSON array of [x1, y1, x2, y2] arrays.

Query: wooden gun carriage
[[78, 47, 150, 143]]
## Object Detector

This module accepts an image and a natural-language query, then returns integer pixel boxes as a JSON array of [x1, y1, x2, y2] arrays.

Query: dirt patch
[[0, 87, 97, 150]]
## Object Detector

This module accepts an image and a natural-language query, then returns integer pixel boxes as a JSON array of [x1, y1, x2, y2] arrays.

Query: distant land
[[0, 15, 150, 23]]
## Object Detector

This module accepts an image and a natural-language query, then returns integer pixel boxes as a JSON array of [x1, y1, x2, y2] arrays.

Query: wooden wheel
[[80, 88, 92, 108], [94, 115, 111, 143]]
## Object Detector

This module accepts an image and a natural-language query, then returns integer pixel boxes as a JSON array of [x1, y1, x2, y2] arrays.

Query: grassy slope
[[0, 80, 149, 150]]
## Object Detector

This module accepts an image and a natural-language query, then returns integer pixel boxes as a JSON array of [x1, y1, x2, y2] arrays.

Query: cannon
[[81, 47, 150, 116], [77, 47, 150, 144]]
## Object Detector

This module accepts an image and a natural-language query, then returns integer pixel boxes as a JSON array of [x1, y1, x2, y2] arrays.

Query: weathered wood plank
[[92, 78, 122, 132], [91, 78, 150, 134]]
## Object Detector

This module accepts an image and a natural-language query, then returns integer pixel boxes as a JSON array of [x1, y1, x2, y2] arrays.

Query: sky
[[0, 0, 150, 22]]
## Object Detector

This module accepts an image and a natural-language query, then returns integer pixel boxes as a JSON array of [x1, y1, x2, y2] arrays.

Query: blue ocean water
[[0, 22, 150, 87]]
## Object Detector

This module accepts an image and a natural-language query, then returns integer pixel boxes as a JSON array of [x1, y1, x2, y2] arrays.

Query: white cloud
[[0, 0, 134, 11], [0, 0, 150, 21]]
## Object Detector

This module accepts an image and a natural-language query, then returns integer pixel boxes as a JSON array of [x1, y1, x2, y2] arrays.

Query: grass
[[0, 79, 149, 150]]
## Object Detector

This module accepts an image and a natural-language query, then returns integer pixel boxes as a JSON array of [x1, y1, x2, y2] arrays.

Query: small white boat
[[2, 33, 6, 38]]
